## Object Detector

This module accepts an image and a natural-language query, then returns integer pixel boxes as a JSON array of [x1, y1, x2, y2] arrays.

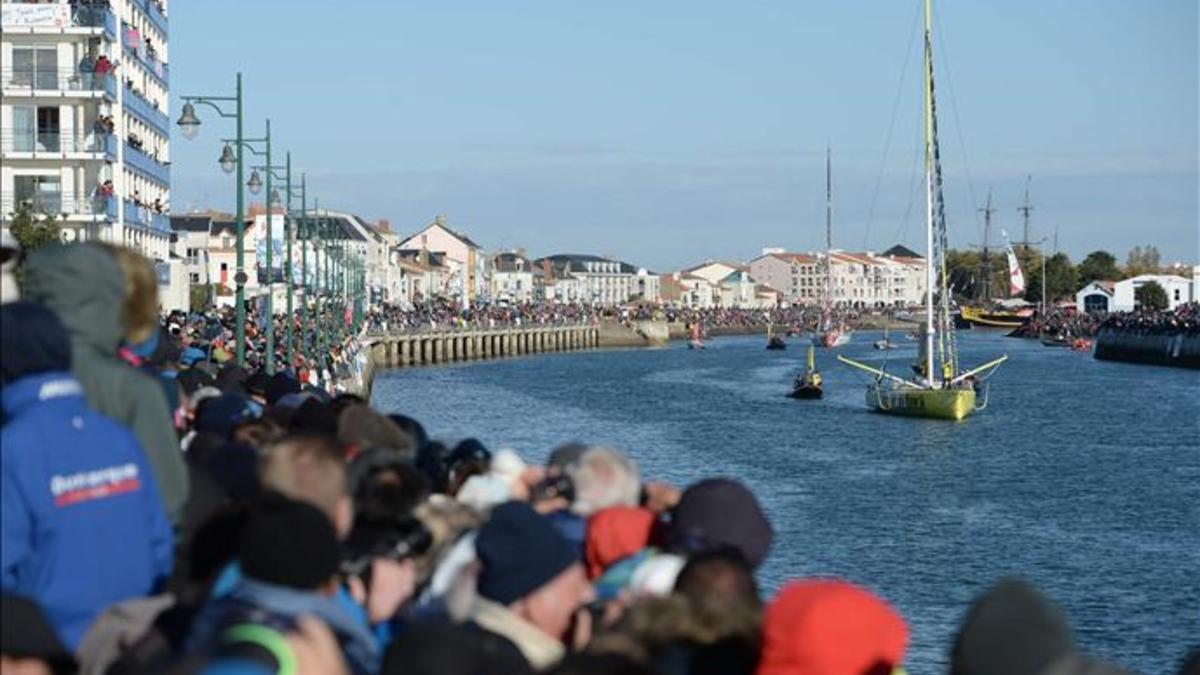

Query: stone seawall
[[1094, 330, 1200, 369]]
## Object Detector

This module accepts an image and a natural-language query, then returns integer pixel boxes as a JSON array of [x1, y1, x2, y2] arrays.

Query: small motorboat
[[1069, 337, 1092, 352], [1040, 333, 1069, 348], [766, 323, 787, 350], [790, 345, 824, 399], [687, 323, 707, 350], [688, 339, 707, 350], [873, 339, 898, 350]]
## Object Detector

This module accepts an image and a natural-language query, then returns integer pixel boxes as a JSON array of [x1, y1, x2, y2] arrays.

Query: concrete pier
[[367, 324, 601, 371]]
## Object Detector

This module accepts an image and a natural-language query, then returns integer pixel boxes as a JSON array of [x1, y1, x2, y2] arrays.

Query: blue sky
[[169, 0, 1198, 270]]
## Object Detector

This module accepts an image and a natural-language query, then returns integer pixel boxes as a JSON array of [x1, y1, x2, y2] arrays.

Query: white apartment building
[[535, 253, 658, 306], [749, 249, 926, 307], [2, 0, 171, 266]]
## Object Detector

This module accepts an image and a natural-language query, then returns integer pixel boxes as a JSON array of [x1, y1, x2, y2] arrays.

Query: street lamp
[[246, 169, 263, 195], [179, 73, 248, 365], [254, 153, 305, 369], [218, 144, 236, 174]]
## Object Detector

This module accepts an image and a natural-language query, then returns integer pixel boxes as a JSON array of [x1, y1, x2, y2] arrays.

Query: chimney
[[377, 219, 390, 232]]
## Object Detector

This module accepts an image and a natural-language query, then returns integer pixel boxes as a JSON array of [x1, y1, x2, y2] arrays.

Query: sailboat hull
[[866, 385, 976, 421], [813, 332, 852, 348]]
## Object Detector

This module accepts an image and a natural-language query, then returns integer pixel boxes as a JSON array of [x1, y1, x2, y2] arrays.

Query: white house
[[534, 254, 653, 306], [491, 251, 535, 303], [1111, 274, 1193, 312], [1076, 280, 1116, 313]]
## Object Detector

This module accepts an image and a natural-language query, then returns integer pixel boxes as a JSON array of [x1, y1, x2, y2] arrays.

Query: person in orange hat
[[757, 579, 908, 675]]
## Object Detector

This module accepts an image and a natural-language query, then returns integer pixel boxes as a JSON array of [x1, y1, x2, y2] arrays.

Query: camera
[[530, 473, 575, 504]]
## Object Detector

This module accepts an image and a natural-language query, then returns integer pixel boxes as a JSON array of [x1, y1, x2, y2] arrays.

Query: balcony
[[131, 0, 167, 35], [1, 3, 116, 39], [124, 141, 170, 186], [1, 194, 116, 221], [1, 68, 116, 98], [123, 85, 170, 135], [122, 23, 169, 85], [1, 130, 118, 160], [125, 200, 171, 234]]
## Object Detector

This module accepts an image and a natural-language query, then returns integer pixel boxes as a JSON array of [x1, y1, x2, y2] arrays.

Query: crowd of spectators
[[1099, 302, 1200, 337], [2, 241, 1197, 675]]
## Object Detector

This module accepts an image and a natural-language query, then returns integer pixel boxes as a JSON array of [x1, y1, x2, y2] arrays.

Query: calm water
[[372, 331, 1200, 673]]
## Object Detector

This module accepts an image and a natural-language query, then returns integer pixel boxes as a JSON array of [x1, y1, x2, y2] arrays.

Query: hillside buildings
[[748, 249, 926, 307]]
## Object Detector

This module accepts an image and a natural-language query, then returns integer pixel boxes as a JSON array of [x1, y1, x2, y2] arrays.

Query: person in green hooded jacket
[[23, 242, 188, 523]]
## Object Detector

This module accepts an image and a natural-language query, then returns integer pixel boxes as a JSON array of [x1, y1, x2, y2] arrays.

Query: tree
[[1076, 250, 1121, 284], [8, 201, 61, 253], [1024, 252, 1077, 306], [1125, 245, 1161, 277], [1135, 280, 1168, 311], [189, 284, 213, 312]]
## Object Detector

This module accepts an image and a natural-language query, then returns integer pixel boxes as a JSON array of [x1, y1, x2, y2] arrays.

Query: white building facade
[[491, 251, 535, 303], [2, 0, 171, 264], [1110, 274, 1193, 312], [749, 250, 925, 307]]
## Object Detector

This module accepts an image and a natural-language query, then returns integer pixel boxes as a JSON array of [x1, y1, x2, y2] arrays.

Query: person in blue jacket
[[0, 301, 174, 650]]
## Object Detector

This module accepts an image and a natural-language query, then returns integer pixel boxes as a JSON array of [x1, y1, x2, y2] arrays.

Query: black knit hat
[[668, 478, 773, 569], [266, 372, 301, 405], [0, 302, 71, 387], [476, 501, 578, 605], [0, 594, 77, 675], [950, 577, 1076, 675], [238, 492, 340, 590]]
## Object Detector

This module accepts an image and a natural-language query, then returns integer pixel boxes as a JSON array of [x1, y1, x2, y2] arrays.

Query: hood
[[24, 244, 125, 352]]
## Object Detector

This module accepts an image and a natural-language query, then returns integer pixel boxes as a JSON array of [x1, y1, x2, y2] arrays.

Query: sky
[[168, 0, 1198, 271]]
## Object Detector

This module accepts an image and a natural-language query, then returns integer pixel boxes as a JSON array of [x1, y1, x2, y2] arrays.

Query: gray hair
[[569, 446, 640, 516]]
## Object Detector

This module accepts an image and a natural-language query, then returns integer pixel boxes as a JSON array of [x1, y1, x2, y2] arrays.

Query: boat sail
[[837, 0, 1006, 421], [814, 146, 852, 348]]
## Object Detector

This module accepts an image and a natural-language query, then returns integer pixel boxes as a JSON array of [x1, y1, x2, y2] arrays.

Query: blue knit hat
[[476, 501, 578, 605]]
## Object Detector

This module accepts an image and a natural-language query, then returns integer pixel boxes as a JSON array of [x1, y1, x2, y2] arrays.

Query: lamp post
[[226, 120, 272, 371], [253, 152, 305, 369], [178, 73, 249, 365]]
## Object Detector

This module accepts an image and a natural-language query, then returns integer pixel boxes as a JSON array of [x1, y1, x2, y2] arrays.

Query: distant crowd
[[4, 241, 1199, 674]]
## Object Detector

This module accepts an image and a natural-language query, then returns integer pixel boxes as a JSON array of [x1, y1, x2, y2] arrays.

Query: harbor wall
[[1094, 330, 1200, 369]]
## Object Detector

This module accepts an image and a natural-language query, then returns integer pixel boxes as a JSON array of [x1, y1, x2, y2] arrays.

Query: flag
[[1003, 231, 1026, 296]]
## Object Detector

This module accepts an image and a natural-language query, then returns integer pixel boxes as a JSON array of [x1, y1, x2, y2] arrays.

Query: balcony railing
[[1, 68, 116, 97], [123, 85, 170, 134], [125, 200, 171, 234], [124, 142, 170, 186], [1, 131, 118, 158], [131, 0, 167, 35], [1, 194, 116, 219]]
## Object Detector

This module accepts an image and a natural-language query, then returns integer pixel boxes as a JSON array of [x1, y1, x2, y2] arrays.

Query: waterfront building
[[491, 251, 535, 303], [2, 0, 171, 263], [1108, 274, 1193, 312], [748, 248, 925, 307], [397, 215, 487, 306], [660, 272, 718, 309], [535, 253, 657, 306], [168, 213, 216, 310], [1076, 280, 1116, 313]]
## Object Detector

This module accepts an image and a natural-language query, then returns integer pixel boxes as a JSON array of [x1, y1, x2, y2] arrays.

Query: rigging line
[[932, 7, 983, 247], [863, 0, 924, 251], [890, 119, 923, 249]]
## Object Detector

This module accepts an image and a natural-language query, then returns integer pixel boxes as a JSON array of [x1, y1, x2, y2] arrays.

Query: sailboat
[[813, 147, 852, 348], [790, 344, 823, 399], [837, 0, 1006, 421]]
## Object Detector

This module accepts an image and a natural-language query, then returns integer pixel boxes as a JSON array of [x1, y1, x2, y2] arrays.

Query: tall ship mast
[[814, 146, 852, 348], [838, 0, 1006, 420]]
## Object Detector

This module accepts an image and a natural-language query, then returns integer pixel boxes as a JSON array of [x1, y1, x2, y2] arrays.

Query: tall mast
[[923, 0, 935, 385], [978, 189, 995, 302], [1018, 175, 1033, 251], [825, 145, 833, 311]]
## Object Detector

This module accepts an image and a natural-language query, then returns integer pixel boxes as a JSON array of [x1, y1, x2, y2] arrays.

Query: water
[[372, 330, 1200, 673]]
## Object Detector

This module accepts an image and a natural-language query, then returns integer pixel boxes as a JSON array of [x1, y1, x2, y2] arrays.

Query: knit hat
[[668, 478, 773, 569], [238, 492, 341, 590], [950, 577, 1075, 675], [244, 369, 270, 399], [266, 372, 301, 405], [757, 579, 908, 675], [476, 501, 578, 605], [0, 594, 77, 675], [0, 302, 71, 387], [194, 393, 256, 439], [177, 367, 216, 397], [585, 506, 656, 579]]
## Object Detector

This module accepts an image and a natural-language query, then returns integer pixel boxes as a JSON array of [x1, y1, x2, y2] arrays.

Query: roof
[[682, 260, 746, 275], [765, 252, 818, 265], [210, 218, 253, 237], [170, 215, 211, 233], [881, 244, 923, 259], [493, 252, 532, 273], [535, 253, 639, 275], [293, 214, 369, 242], [1079, 280, 1115, 296], [404, 217, 483, 250]]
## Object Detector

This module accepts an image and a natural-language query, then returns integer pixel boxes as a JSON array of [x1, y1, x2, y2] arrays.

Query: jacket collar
[[470, 597, 565, 670], [1, 372, 85, 418]]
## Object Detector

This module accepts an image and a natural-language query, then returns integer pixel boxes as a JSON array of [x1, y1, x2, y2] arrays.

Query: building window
[[11, 46, 58, 89], [14, 175, 62, 213], [189, 273, 200, 283]]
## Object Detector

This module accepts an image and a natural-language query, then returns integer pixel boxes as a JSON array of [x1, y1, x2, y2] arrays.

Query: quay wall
[[1094, 330, 1200, 369]]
